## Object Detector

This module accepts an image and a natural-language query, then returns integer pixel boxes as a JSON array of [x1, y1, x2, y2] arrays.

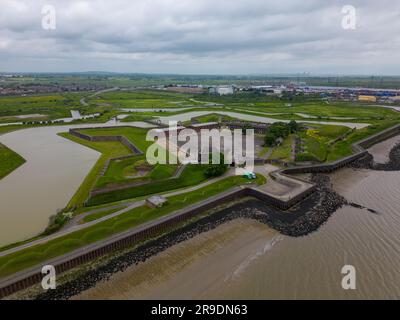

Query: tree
[[205, 153, 228, 178], [264, 133, 277, 147], [264, 121, 299, 147], [288, 120, 299, 133]]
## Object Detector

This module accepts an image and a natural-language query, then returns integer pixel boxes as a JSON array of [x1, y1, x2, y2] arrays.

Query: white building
[[215, 86, 235, 95]]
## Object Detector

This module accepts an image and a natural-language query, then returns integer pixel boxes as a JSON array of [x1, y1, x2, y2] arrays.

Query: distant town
[[1, 73, 400, 105]]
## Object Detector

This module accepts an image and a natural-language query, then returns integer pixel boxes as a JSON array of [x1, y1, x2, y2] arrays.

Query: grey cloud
[[0, 0, 399, 74]]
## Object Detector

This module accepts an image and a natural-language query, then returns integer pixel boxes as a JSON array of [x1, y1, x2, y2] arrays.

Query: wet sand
[[74, 166, 400, 299], [368, 135, 400, 163], [74, 219, 280, 300]]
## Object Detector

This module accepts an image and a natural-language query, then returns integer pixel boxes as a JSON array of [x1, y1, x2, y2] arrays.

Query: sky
[[0, 0, 399, 75]]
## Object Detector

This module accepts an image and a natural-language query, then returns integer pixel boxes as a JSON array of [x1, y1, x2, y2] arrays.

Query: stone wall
[[69, 127, 144, 180], [0, 187, 247, 299], [69, 127, 143, 155], [274, 124, 400, 175], [0, 181, 321, 299]]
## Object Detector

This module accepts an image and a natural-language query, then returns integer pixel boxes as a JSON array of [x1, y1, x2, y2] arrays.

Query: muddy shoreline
[[352, 143, 400, 171], [35, 174, 346, 300], [35, 142, 400, 300]]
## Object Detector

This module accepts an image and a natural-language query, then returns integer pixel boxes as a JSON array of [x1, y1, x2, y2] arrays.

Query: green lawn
[[59, 133, 133, 209], [89, 90, 193, 109], [82, 207, 125, 223], [294, 124, 350, 162], [0, 93, 91, 122], [258, 146, 270, 158], [326, 121, 399, 161], [78, 126, 152, 150], [0, 143, 26, 180], [190, 113, 235, 124], [87, 164, 213, 206], [59, 126, 157, 208], [95, 155, 147, 188], [60, 126, 181, 208], [95, 156, 178, 189], [0, 175, 265, 278], [229, 100, 400, 122], [0, 124, 33, 136], [270, 135, 295, 161], [296, 134, 327, 162]]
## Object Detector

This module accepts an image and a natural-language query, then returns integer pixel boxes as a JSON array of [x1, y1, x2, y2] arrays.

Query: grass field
[[294, 124, 350, 162], [0, 94, 84, 122], [87, 164, 214, 206], [0, 125, 31, 180], [326, 120, 399, 161], [95, 156, 178, 189], [270, 135, 295, 161], [88, 90, 193, 109], [81, 207, 125, 223], [0, 175, 265, 278], [266, 120, 398, 163], [60, 126, 182, 208], [0, 143, 26, 180], [77, 126, 152, 151], [0, 92, 129, 125], [59, 133, 133, 209]]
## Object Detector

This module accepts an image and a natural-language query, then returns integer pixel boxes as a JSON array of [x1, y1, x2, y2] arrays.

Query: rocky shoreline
[[351, 142, 400, 171], [35, 173, 347, 300]]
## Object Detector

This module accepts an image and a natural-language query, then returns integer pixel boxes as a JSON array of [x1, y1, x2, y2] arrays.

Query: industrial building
[[358, 95, 377, 102], [209, 85, 235, 95]]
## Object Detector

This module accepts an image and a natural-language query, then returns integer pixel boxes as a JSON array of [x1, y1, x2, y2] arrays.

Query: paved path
[[79, 97, 89, 107], [63, 203, 130, 229], [0, 163, 311, 258], [80, 87, 120, 107], [0, 168, 237, 258]]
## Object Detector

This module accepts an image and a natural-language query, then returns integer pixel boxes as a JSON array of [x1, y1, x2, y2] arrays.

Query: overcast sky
[[0, 0, 399, 75]]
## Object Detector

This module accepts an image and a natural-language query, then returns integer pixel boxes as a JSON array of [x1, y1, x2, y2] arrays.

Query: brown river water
[[75, 136, 400, 300], [0, 121, 154, 246]]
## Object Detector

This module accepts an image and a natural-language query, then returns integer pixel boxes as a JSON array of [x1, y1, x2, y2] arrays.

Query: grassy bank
[[0, 143, 26, 180], [59, 133, 133, 209], [60, 126, 179, 208], [326, 120, 400, 161], [0, 175, 265, 278], [87, 164, 214, 206]]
